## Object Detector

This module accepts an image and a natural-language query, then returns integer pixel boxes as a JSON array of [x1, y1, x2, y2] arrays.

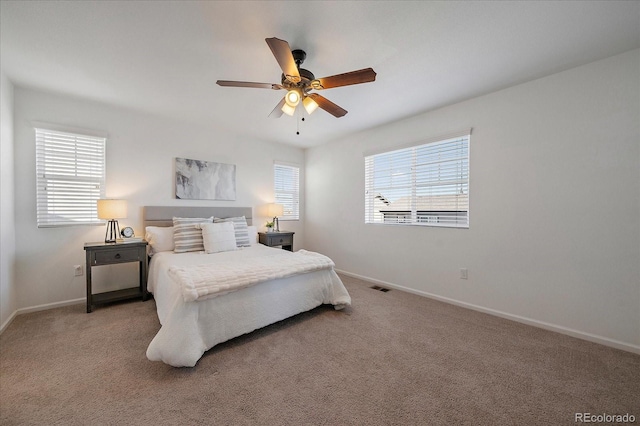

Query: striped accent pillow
[[213, 216, 251, 247], [173, 216, 214, 253]]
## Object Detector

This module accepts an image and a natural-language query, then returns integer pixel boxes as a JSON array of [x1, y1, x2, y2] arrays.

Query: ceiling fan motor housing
[[282, 68, 315, 87], [280, 49, 316, 90]]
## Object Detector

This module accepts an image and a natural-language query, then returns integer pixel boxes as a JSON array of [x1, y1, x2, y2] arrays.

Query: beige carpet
[[1, 274, 638, 425]]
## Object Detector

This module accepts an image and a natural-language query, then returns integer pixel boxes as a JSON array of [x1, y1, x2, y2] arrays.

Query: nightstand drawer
[[93, 248, 140, 264], [272, 235, 292, 246]]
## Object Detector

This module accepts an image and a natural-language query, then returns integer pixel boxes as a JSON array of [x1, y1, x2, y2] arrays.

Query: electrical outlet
[[460, 268, 468, 280], [74, 265, 83, 276]]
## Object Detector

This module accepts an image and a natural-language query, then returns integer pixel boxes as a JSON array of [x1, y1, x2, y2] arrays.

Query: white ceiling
[[1, 1, 639, 148]]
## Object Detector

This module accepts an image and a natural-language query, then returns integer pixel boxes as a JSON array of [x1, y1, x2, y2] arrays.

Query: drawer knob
[[115, 253, 121, 259], [279, 239, 283, 243]]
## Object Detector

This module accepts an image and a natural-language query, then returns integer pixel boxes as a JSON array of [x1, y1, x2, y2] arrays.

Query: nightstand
[[83, 240, 149, 313], [258, 231, 294, 251]]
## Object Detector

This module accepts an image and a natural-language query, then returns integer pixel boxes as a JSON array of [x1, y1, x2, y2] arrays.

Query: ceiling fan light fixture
[[285, 89, 301, 107], [281, 102, 296, 116], [303, 96, 319, 114]]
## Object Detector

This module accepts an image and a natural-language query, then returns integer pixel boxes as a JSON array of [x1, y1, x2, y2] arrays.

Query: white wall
[[13, 88, 305, 309], [0, 71, 17, 330], [305, 49, 640, 351]]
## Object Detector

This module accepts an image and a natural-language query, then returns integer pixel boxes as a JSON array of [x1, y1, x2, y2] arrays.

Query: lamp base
[[105, 220, 120, 243]]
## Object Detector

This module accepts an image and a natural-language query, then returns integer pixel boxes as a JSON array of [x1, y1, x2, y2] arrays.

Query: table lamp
[[267, 203, 284, 232], [97, 199, 127, 243]]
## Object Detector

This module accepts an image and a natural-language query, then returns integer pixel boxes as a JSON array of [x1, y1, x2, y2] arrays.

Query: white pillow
[[247, 225, 258, 245], [200, 222, 237, 254], [173, 216, 214, 253], [145, 226, 175, 255], [213, 216, 251, 247]]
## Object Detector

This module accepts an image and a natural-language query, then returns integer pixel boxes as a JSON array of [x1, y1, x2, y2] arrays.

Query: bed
[[143, 206, 351, 367]]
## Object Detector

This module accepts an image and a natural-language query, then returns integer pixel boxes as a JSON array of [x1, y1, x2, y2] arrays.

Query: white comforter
[[169, 249, 336, 302], [146, 244, 351, 367]]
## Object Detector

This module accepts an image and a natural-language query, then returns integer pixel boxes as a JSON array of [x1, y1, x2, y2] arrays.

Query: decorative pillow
[[173, 216, 214, 253], [247, 225, 258, 245], [213, 216, 251, 247], [199, 222, 237, 254], [145, 226, 175, 255]]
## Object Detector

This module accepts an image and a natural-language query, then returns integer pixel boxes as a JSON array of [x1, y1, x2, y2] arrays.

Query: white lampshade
[[267, 203, 284, 217], [97, 199, 127, 220], [281, 102, 296, 116], [285, 90, 301, 107], [303, 96, 319, 114]]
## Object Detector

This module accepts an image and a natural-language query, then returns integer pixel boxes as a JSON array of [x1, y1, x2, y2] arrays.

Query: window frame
[[364, 130, 471, 229], [35, 125, 107, 228], [274, 161, 300, 221]]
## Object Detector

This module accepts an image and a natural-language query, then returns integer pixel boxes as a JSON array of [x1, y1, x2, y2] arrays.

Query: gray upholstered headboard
[[143, 206, 253, 228]]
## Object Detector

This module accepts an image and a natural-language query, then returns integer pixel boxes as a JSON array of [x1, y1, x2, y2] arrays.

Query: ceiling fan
[[216, 37, 376, 118]]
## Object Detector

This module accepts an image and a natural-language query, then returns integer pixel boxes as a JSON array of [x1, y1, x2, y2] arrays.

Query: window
[[274, 162, 300, 220], [35, 127, 106, 227], [365, 131, 470, 228]]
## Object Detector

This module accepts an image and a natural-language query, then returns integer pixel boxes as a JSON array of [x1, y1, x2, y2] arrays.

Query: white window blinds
[[35, 127, 106, 227], [274, 163, 300, 220], [365, 133, 470, 228]]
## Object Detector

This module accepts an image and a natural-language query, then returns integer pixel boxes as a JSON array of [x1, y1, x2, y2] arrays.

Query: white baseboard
[[336, 269, 640, 355], [0, 309, 18, 334], [0, 298, 84, 335]]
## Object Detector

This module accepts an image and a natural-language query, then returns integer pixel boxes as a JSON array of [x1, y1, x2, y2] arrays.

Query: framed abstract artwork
[[175, 157, 236, 200]]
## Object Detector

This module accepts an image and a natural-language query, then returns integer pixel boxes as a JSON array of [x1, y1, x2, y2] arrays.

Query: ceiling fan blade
[[311, 68, 377, 90], [307, 94, 347, 118], [265, 37, 301, 83], [217, 80, 282, 90], [269, 97, 286, 118]]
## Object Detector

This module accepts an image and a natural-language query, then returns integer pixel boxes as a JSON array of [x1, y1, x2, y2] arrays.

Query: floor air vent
[[370, 285, 390, 293]]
